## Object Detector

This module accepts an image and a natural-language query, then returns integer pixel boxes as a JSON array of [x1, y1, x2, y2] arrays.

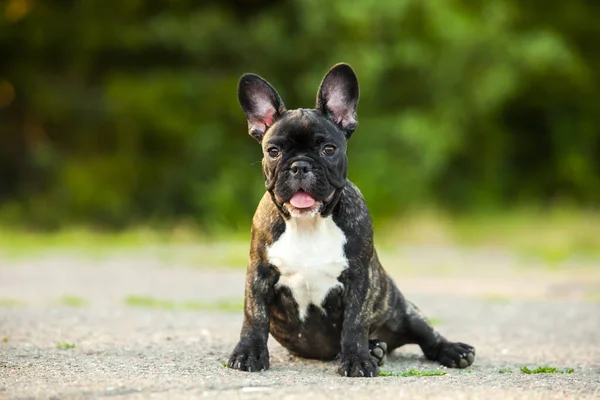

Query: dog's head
[[238, 63, 359, 218]]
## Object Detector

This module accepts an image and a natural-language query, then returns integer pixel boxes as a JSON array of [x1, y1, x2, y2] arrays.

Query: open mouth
[[285, 190, 336, 215], [288, 190, 316, 209]]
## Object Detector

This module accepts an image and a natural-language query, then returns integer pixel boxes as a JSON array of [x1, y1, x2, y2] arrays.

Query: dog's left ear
[[316, 63, 359, 138]]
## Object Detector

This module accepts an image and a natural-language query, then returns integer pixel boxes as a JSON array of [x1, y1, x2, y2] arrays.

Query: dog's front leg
[[228, 263, 275, 372], [337, 265, 379, 377]]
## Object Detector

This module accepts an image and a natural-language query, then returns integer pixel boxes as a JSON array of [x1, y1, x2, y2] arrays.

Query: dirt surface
[[1, 246, 600, 399]]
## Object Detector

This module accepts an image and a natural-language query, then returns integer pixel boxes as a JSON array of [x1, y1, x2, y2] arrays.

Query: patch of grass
[[124, 296, 244, 313], [124, 296, 177, 310], [6, 208, 600, 269], [0, 227, 196, 252], [181, 300, 244, 313], [428, 318, 442, 326], [0, 226, 250, 268], [188, 242, 249, 269], [0, 298, 26, 307], [222, 361, 227, 367], [379, 368, 447, 377], [499, 368, 513, 373], [584, 290, 600, 302], [378, 208, 600, 263], [520, 366, 574, 374], [452, 209, 600, 261], [378, 370, 400, 377], [56, 342, 76, 350], [520, 247, 571, 267], [2, 337, 8, 343], [482, 294, 511, 304], [59, 295, 89, 308]]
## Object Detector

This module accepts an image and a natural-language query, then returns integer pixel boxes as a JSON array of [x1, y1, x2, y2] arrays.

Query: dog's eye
[[267, 147, 281, 158], [322, 145, 336, 157]]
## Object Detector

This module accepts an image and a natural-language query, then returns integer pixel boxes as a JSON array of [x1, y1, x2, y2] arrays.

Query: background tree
[[1, 0, 598, 230]]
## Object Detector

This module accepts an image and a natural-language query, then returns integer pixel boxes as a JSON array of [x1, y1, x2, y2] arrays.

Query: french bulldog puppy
[[227, 63, 475, 377]]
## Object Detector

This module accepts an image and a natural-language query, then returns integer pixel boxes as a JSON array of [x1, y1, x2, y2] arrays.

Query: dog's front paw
[[337, 351, 379, 377], [227, 340, 269, 372], [436, 341, 475, 369]]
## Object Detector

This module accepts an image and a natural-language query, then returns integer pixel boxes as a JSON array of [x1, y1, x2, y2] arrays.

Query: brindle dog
[[227, 63, 476, 377]]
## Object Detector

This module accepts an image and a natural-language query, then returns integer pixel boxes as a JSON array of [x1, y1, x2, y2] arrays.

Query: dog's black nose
[[290, 160, 311, 175]]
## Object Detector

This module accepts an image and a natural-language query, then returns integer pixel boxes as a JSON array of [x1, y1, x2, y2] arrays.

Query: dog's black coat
[[227, 63, 475, 377]]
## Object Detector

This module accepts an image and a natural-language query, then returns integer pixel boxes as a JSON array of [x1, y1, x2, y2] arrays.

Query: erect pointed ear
[[238, 73, 286, 143], [316, 63, 359, 138]]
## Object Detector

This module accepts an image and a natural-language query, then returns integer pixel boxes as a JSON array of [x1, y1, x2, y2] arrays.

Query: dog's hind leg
[[403, 300, 475, 368], [368, 340, 388, 366], [371, 283, 476, 369]]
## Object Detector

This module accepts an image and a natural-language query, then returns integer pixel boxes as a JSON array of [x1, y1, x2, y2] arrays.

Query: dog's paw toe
[[368, 340, 388, 366], [338, 352, 379, 377], [227, 341, 269, 372], [436, 341, 475, 369]]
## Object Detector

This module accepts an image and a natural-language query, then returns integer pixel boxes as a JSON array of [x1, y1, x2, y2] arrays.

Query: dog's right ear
[[238, 74, 286, 143]]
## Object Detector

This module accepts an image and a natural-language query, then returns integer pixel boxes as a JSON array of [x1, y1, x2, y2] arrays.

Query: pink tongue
[[289, 192, 316, 208]]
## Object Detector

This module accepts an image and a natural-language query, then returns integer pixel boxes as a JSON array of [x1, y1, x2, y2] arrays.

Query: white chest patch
[[267, 215, 348, 320]]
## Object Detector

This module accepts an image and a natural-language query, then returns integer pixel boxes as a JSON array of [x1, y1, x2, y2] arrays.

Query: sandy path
[[1, 246, 599, 399]]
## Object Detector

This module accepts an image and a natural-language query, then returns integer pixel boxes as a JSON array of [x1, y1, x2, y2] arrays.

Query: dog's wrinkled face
[[238, 63, 360, 218], [262, 109, 347, 217]]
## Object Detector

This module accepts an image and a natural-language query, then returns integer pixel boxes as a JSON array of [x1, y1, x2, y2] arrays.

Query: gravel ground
[[1, 246, 599, 399]]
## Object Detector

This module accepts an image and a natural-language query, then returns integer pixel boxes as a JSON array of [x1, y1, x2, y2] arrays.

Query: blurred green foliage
[[1, 0, 599, 230]]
